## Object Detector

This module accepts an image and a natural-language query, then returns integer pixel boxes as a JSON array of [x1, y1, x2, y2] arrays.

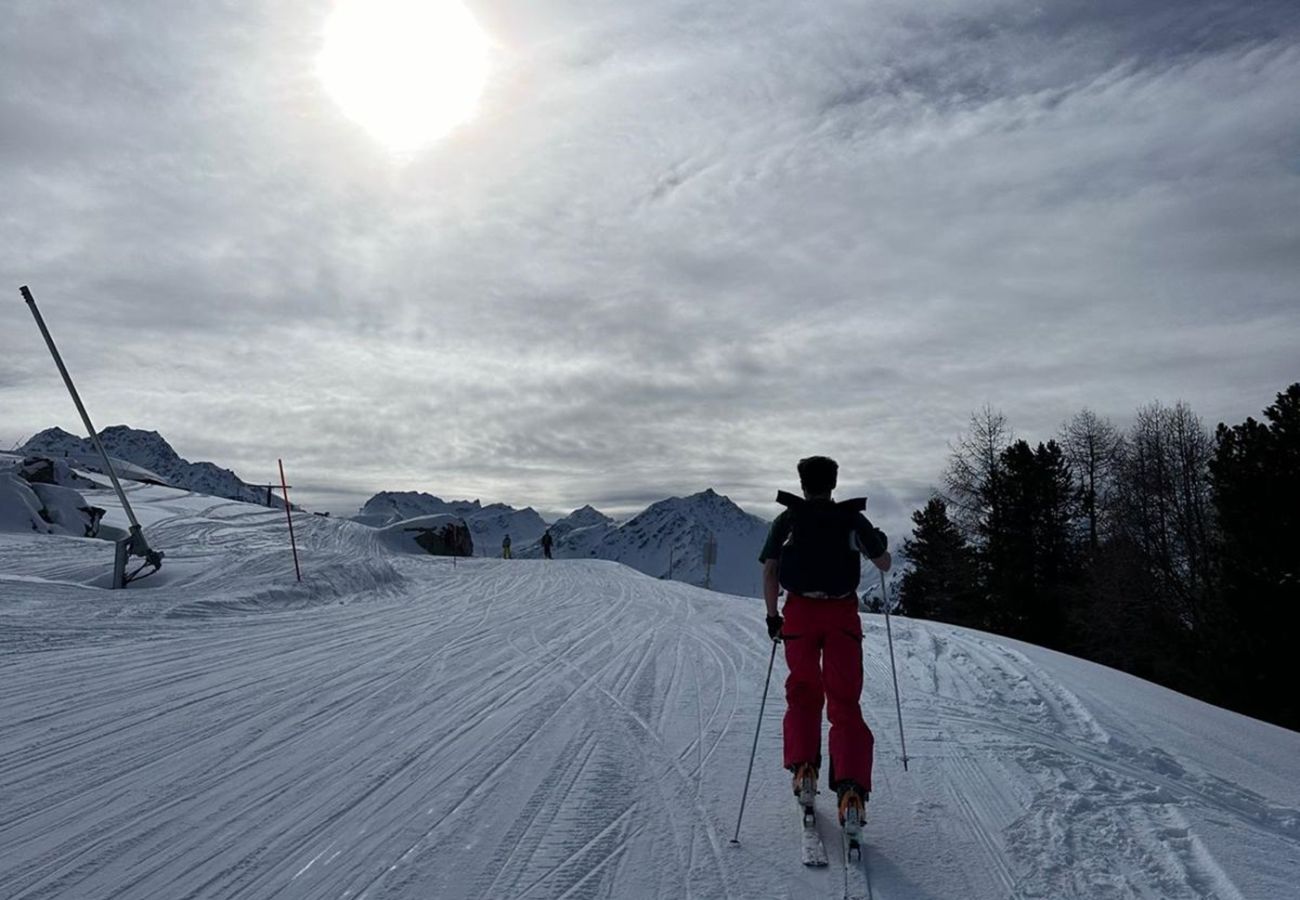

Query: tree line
[[898, 383, 1299, 731]]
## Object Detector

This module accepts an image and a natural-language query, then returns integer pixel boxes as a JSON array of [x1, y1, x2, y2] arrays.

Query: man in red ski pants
[[759, 456, 891, 837]]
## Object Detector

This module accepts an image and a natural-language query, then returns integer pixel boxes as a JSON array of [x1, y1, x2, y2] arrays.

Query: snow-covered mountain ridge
[[2, 483, 1298, 900], [358, 486, 772, 595], [20, 426, 277, 507], [549, 487, 772, 596]]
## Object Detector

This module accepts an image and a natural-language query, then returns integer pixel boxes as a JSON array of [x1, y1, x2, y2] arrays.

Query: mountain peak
[[20, 424, 269, 506], [25, 425, 80, 442]]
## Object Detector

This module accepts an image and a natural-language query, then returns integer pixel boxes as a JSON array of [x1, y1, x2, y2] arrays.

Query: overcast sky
[[2, 0, 1297, 538]]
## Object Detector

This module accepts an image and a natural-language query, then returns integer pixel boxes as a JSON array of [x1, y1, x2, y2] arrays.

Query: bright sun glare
[[318, 0, 491, 154]]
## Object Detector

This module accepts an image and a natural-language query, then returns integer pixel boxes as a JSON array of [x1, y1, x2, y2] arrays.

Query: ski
[[794, 766, 827, 867], [840, 831, 871, 899], [840, 799, 869, 899], [800, 803, 828, 867]]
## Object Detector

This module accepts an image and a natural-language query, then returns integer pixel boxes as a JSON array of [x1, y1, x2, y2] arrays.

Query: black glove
[[766, 614, 784, 642]]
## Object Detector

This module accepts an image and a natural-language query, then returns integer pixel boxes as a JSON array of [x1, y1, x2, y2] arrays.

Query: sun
[[318, 0, 491, 154]]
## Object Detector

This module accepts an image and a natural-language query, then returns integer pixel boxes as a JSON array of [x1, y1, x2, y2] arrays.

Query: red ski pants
[[781, 594, 874, 792]]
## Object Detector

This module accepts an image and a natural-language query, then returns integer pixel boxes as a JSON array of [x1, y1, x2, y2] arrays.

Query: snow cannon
[[19, 285, 165, 588]]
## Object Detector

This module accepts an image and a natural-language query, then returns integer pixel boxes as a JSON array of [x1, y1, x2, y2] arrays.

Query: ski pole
[[730, 637, 778, 844], [880, 568, 910, 770]]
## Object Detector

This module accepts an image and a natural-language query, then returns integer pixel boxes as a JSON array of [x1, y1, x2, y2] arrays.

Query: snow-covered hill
[[20, 426, 278, 507], [4, 485, 1298, 900]]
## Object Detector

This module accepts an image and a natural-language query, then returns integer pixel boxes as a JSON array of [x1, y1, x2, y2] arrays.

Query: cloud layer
[[3, 0, 1297, 538]]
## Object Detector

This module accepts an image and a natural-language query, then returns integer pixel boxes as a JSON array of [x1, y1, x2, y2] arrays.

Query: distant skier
[[758, 456, 891, 844], [502, 534, 512, 559], [540, 529, 554, 560]]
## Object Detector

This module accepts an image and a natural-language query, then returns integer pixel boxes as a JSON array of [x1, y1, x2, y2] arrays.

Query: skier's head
[[798, 456, 838, 499]]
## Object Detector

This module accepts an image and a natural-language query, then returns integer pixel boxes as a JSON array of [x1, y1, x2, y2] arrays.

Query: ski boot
[[836, 782, 867, 858], [791, 762, 818, 825]]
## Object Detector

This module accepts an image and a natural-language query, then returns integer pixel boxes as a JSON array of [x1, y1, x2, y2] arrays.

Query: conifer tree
[[1210, 383, 1300, 728], [900, 497, 980, 627], [984, 440, 1077, 646]]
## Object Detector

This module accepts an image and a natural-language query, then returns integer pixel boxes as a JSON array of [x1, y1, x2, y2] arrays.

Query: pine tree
[[899, 498, 980, 627], [1210, 383, 1300, 728], [984, 440, 1077, 647]]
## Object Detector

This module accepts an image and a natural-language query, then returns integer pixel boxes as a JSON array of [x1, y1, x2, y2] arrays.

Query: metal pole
[[880, 568, 910, 770], [21, 285, 162, 586], [20, 285, 141, 531], [730, 637, 779, 844], [279, 458, 301, 582]]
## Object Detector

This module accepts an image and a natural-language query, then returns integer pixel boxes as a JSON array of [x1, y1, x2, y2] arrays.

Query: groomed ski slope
[[3, 486, 1300, 899]]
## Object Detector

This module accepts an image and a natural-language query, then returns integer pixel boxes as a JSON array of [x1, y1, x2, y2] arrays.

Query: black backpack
[[774, 491, 867, 597]]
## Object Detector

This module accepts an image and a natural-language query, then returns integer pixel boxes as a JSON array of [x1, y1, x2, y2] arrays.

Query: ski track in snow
[[3, 486, 1299, 899]]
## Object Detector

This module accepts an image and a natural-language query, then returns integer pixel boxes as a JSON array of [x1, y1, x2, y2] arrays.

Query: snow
[[0, 471, 49, 534], [3, 485, 1299, 899], [27, 481, 99, 536], [554, 504, 615, 532], [356, 491, 547, 556], [374, 514, 472, 556], [511, 489, 772, 597], [20, 425, 277, 505], [0, 453, 103, 538], [616, 489, 770, 596], [355, 489, 770, 595]]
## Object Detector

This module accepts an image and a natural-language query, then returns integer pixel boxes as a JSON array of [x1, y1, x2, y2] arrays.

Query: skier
[[540, 529, 554, 560], [758, 456, 891, 844], [502, 534, 512, 559]]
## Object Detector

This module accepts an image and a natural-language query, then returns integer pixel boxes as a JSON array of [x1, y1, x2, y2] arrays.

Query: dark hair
[[797, 456, 838, 495]]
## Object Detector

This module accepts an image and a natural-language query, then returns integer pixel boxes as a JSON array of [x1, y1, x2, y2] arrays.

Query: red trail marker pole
[[279, 458, 301, 582]]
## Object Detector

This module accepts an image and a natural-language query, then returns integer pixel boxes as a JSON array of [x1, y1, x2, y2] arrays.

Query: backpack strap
[[775, 491, 865, 513]]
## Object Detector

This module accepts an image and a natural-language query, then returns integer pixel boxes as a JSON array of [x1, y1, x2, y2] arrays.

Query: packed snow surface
[[3, 485, 1299, 899]]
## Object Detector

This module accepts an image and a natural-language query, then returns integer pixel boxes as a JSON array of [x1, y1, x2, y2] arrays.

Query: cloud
[[2, 0, 1296, 542]]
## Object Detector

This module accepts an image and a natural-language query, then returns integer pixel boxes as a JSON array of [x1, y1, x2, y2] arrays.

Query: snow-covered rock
[[354, 491, 546, 557], [29, 482, 105, 537], [0, 472, 51, 534], [14, 456, 101, 489], [374, 515, 473, 557], [0, 456, 105, 538]]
